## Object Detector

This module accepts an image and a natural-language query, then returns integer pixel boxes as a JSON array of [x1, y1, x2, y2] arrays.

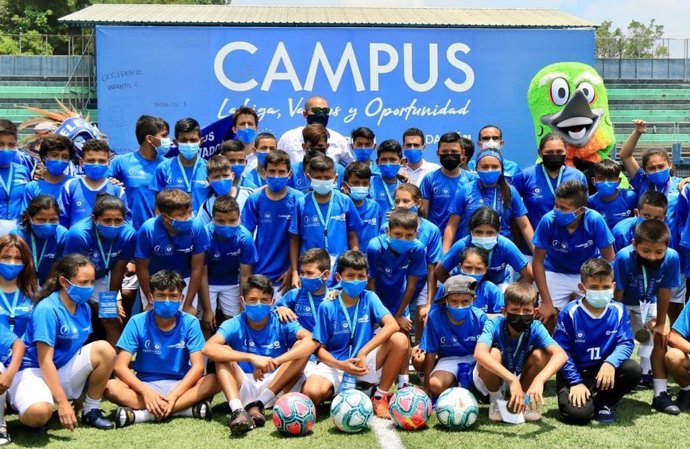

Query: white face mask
[[481, 139, 502, 151], [585, 289, 613, 309]]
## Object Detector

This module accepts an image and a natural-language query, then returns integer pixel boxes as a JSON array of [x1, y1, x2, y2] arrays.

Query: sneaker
[[676, 389, 690, 410], [488, 399, 502, 422], [652, 392, 681, 415], [245, 401, 266, 428], [595, 405, 615, 425], [372, 393, 392, 419], [81, 409, 115, 430], [228, 409, 254, 436], [192, 400, 213, 421], [0, 425, 10, 446], [114, 407, 135, 429], [524, 408, 542, 422], [638, 373, 653, 389]]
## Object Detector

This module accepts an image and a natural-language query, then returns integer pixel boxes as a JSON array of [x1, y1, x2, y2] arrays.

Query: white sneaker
[[524, 408, 542, 422], [489, 399, 502, 422]]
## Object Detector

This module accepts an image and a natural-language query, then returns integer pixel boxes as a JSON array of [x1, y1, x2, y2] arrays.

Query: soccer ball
[[389, 386, 433, 430], [330, 389, 373, 433], [272, 392, 316, 436], [435, 387, 479, 429]]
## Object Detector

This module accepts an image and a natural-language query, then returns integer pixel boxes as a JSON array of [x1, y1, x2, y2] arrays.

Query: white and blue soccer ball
[[435, 387, 479, 429], [330, 389, 373, 433]]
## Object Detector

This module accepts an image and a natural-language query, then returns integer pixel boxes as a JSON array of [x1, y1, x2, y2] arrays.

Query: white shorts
[[309, 349, 380, 392], [141, 277, 197, 310], [9, 342, 95, 415], [416, 283, 428, 307], [543, 271, 582, 310], [239, 369, 304, 408], [209, 284, 241, 317], [671, 276, 687, 304], [430, 355, 486, 395], [144, 379, 181, 396], [627, 304, 656, 358]]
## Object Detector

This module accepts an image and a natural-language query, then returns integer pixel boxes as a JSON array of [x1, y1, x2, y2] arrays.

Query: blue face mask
[[210, 178, 233, 196], [408, 205, 419, 214], [231, 164, 246, 179], [156, 137, 172, 157], [379, 163, 401, 179], [310, 178, 335, 195], [595, 181, 618, 197], [256, 152, 268, 168], [266, 176, 289, 192], [96, 223, 123, 240], [404, 149, 424, 164], [635, 216, 645, 228], [82, 163, 108, 180], [31, 222, 58, 239], [447, 304, 472, 321], [244, 303, 272, 322], [647, 168, 670, 186], [237, 128, 257, 145], [340, 279, 367, 298], [585, 289, 613, 309], [472, 235, 498, 251], [153, 300, 179, 319], [388, 237, 416, 255], [349, 186, 369, 201], [300, 275, 325, 293], [0, 262, 23, 281], [0, 149, 15, 166], [478, 170, 501, 185], [168, 215, 193, 233], [65, 280, 94, 304], [178, 143, 200, 161], [353, 148, 373, 163], [460, 269, 485, 283], [215, 223, 240, 240], [45, 159, 69, 176], [553, 208, 579, 226]]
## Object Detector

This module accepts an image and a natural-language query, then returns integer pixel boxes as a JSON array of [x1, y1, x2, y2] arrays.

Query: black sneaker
[[676, 389, 690, 411], [228, 408, 254, 436], [595, 405, 615, 424], [245, 401, 266, 428], [114, 406, 135, 428], [652, 392, 681, 415], [0, 425, 10, 446], [638, 372, 653, 389], [192, 400, 213, 421], [81, 409, 115, 430]]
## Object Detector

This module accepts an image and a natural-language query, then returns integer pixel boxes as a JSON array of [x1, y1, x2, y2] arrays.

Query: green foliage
[[596, 19, 668, 58]]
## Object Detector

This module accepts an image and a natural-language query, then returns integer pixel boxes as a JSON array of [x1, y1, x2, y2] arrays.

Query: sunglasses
[[309, 107, 331, 115]]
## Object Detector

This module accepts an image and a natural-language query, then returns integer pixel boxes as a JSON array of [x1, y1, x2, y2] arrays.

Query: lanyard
[[338, 292, 361, 357], [0, 165, 14, 218], [311, 192, 334, 249], [306, 290, 327, 323], [177, 157, 199, 193], [651, 181, 669, 195], [95, 230, 115, 286], [30, 232, 48, 271], [541, 164, 564, 197], [0, 290, 19, 332], [502, 322, 531, 375], [381, 179, 398, 209]]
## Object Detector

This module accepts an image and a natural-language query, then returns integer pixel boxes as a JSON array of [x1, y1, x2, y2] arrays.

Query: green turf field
[[5, 382, 690, 449]]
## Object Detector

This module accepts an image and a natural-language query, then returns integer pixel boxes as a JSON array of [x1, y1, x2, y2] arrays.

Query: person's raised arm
[[619, 119, 647, 177]]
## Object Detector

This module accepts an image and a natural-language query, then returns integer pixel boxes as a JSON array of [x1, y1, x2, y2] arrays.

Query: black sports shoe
[[652, 392, 681, 415], [245, 401, 266, 428], [228, 408, 254, 436], [81, 409, 115, 430], [0, 425, 11, 446], [192, 400, 213, 421], [114, 406, 135, 428], [676, 389, 690, 411]]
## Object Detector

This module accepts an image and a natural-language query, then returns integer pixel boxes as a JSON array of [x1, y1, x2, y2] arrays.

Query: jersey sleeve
[[0, 325, 16, 358], [503, 239, 528, 272], [134, 226, 153, 260], [425, 224, 443, 265], [216, 318, 240, 346], [592, 212, 615, 249], [116, 318, 140, 354], [288, 198, 301, 236], [531, 321, 557, 349], [118, 226, 136, 261], [345, 197, 363, 232], [152, 164, 166, 193], [241, 195, 258, 234], [312, 301, 332, 345], [369, 292, 391, 324], [509, 186, 528, 217], [185, 317, 206, 353], [276, 289, 298, 309], [57, 183, 72, 227], [553, 309, 583, 385], [31, 305, 58, 347], [192, 223, 211, 255], [477, 316, 499, 347], [531, 216, 551, 250], [604, 306, 634, 368], [63, 227, 90, 256], [447, 185, 467, 217], [660, 251, 682, 289], [612, 251, 628, 294], [408, 245, 428, 278], [487, 284, 504, 313], [239, 230, 258, 265], [672, 302, 690, 338], [419, 316, 439, 353], [440, 242, 463, 271]]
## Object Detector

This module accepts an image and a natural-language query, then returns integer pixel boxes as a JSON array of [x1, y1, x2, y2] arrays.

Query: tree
[[595, 19, 668, 58]]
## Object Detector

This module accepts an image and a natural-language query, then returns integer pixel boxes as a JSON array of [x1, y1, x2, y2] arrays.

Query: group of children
[[0, 108, 685, 442]]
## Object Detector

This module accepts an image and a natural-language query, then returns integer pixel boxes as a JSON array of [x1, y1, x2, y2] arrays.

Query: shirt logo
[[144, 339, 161, 351], [169, 340, 187, 349], [75, 200, 84, 207], [153, 245, 175, 256], [575, 330, 586, 343]]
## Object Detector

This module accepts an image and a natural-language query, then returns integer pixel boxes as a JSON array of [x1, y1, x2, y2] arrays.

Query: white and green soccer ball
[[330, 389, 373, 433], [435, 387, 479, 429]]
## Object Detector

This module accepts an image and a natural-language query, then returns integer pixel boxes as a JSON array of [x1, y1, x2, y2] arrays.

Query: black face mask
[[439, 154, 461, 171], [542, 154, 566, 171], [636, 253, 663, 270], [306, 114, 329, 128], [506, 313, 534, 333]]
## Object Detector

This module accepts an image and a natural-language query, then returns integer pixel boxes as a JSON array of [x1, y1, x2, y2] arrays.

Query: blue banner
[[96, 25, 594, 168]]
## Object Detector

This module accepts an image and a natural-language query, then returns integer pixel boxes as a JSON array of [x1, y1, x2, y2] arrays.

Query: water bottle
[[340, 373, 357, 393]]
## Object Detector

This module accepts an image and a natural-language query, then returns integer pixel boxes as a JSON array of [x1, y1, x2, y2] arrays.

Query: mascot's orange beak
[[541, 90, 604, 147]]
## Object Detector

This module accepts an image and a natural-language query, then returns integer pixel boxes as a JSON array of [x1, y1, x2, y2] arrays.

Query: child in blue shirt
[[302, 250, 408, 420], [196, 154, 241, 225], [239, 132, 276, 189], [135, 189, 210, 314], [218, 139, 255, 212], [0, 120, 31, 235], [202, 275, 318, 436], [475, 283, 567, 422], [533, 180, 615, 327], [587, 159, 637, 230], [200, 195, 257, 328], [153, 117, 209, 213], [612, 191, 667, 252], [613, 219, 681, 413], [554, 258, 641, 425], [105, 270, 220, 428], [58, 139, 130, 227], [22, 134, 74, 209], [349, 126, 379, 175], [370, 139, 405, 212], [0, 318, 24, 444], [665, 300, 690, 410], [0, 235, 38, 339], [342, 162, 383, 254]]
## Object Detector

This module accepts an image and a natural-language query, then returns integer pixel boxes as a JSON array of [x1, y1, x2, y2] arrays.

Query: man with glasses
[[278, 96, 354, 166], [468, 125, 520, 181]]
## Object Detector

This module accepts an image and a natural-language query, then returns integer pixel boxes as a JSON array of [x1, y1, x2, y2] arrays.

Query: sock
[[0, 393, 6, 426], [229, 399, 243, 412], [133, 409, 154, 423], [83, 395, 101, 414], [397, 375, 409, 388], [681, 385, 690, 391], [257, 389, 275, 407], [489, 390, 502, 403], [374, 387, 389, 399], [640, 357, 652, 374], [172, 408, 193, 418], [653, 379, 668, 397]]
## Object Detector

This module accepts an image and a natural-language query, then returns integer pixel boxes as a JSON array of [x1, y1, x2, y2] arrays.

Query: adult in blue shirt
[[22, 135, 74, 210], [105, 270, 220, 428], [8, 254, 116, 430]]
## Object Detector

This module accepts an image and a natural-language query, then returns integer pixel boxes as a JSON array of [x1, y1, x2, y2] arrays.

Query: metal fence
[[0, 55, 93, 78]]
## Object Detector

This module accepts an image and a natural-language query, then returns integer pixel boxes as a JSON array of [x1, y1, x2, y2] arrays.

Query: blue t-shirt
[[0, 290, 33, 339], [419, 168, 478, 233], [22, 177, 72, 211], [313, 290, 390, 361], [366, 235, 427, 314], [216, 312, 302, 373], [276, 287, 325, 333], [611, 217, 637, 252], [631, 169, 681, 246], [354, 199, 384, 254], [420, 306, 487, 358], [532, 209, 614, 274], [240, 168, 265, 189], [134, 216, 210, 278], [289, 190, 362, 257], [241, 188, 303, 281], [554, 300, 634, 385], [513, 164, 587, 230], [588, 189, 637, 231], [111, 151, 164, 229], [380, 217, 442, 266], [64, 218, 136, 280], [441, 235, 528, 285], [671, 301, 690, 339], [449, 181, 528, 239], [195, 188, 254, 226], [0, 323, 16, 362], [11, 224, 67, 285], [0, 163, 30, 221], [153, 156, 210, 213], [205, 223, 257, 286], [289, 162, 345, 194], [58, 177, 130, 228], [613, 244, 681, 306], [370, 176, 401, 213], [117, 310, 205, 382], [20, 292, 92, 370]]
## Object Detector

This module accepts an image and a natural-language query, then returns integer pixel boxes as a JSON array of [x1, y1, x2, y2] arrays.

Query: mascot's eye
[[550, 78, 570, 106], [577, 82, 596, 103]]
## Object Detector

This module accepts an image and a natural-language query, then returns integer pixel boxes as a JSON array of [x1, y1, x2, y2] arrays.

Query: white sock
[[374, 386, 389, 398], [229, 399, 243, 412], [653, 379, 668, 397], [640, 357, 652, 374], [172, 408, 193, 418], [0, 393, 6, 425], [84, 395, 101, 413], [489, 390, 502, 403], [133, 409, 154, 423], [397, 375, 409, 388], [257, 389, 275, 406], [681, 385, 690, 391]]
